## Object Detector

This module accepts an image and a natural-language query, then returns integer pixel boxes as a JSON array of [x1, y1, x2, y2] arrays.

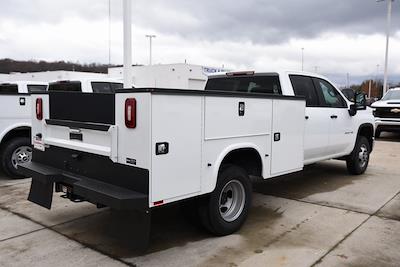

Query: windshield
[[382, 90, 400, 101]]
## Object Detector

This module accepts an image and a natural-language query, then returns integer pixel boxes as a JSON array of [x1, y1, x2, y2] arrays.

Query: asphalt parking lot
[[0, 134, 400, 267]]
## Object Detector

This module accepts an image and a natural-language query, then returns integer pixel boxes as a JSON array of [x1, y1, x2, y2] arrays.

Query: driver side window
[[313, 79, 347, 108]]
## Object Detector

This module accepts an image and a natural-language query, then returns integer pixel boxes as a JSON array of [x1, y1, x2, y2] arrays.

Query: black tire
[[198, 165, 252, 236], [346, 136, 370, 175], [1, 137, 32, 179], [375, 130, 381, 138]]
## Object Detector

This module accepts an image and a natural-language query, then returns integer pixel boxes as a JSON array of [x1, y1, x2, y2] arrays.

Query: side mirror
[[355, 92, 367, 110], [349, 104, 357, 116]]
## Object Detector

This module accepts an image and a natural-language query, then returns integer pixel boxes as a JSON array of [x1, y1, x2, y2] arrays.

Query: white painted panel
[[0, 95, 31, 120], [201, 136, 270, 194], [151, 95, 202, 202], [303, 107, 330, 163], [271, 99, 305, 176], [115, 93, 152, 169], [205, 97, 272, 140], [43, 125, 116, 158]]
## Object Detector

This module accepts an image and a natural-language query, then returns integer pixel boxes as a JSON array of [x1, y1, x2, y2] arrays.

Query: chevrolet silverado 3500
[[20, 71, 375, 242]]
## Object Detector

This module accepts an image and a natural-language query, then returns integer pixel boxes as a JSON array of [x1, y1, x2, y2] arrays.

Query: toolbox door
[[270, 99, 305, 176]]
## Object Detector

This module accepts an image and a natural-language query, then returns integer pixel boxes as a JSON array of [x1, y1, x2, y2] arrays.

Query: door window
[[289, 75, 319, 107], [313, 79, 347, 108]]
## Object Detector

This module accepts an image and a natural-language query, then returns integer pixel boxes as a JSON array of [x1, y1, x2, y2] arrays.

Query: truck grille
[[374, 107, 400, 119]]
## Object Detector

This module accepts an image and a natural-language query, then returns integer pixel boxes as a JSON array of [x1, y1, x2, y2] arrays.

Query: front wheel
[[198, 165, 252, 236], [346, 136, 370, 175], [1, 137, 32, 179]]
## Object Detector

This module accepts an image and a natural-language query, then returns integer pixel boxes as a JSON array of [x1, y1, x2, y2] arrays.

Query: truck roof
[[48, 78, 123, 84], [207, 70, 339, 89], [0, 81, 48, 86], [208, 70, 332, 81]]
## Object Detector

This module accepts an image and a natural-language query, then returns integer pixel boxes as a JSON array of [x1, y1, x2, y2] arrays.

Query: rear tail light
[[36, 98, 43, 120], [125, 98, 136, 128]]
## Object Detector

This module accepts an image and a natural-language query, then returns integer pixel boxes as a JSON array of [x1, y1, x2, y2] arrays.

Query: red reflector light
[[125, 98, 136, 128], [36, 98, 43, 120], [154, 200, 164, 206]]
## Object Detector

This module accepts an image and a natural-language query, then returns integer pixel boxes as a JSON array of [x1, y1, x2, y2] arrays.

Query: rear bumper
[[19, 162, 149, 211]]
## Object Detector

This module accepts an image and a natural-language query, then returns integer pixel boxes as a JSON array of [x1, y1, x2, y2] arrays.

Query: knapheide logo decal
[[391, 108, 400, 113]]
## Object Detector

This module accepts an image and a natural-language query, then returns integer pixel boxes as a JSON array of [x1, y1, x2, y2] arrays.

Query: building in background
[[1, 64, 227, 89], [108, 63, 228, 90]]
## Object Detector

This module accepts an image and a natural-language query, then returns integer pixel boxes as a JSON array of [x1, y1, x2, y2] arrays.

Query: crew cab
[[19, 71, 374, 243], [0, 81, 47, 178], [0, 79, 123, 179], [371, 88, 400, 137]]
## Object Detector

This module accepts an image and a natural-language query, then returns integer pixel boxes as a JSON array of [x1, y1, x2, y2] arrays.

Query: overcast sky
[[0, 0, 400, 86]]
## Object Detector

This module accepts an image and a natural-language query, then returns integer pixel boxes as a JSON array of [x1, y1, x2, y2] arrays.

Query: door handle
[[305, 116, 309, 120], [330, 115, 338, 119]]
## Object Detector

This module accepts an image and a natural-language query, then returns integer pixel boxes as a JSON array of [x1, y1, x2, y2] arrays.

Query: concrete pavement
[[0, 134, 399, 266]]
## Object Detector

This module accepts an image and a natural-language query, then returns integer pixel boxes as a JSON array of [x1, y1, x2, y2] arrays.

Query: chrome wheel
[[219, 180, 246, 222], [358, 144, 369, 168], [11, 146, 32, 169]]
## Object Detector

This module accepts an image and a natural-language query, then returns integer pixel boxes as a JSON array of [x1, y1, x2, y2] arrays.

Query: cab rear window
[[48, 82, 82, 92], [28, 85, 47, 93], [205, 75, 282, 95], [91, 82, 124, 93], [0, 84, 18, 94]]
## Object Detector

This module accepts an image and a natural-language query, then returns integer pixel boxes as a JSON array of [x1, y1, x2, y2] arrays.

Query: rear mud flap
[[28, 179, 53, 209]]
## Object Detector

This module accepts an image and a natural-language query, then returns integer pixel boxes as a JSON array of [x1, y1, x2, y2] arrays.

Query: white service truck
[[20, 71, 374, 241], [0, 79, 123, 178], [0, 81, 48, 178]]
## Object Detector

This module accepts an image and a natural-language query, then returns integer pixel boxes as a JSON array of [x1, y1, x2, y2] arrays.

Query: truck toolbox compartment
[[20, 161, 148, 211]]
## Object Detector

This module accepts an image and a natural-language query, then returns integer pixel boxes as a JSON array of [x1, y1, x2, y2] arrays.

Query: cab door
[[289, 75, 330, 163], [312, 78, 355, 155]]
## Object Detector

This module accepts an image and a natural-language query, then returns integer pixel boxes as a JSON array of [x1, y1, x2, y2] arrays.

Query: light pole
[[301, 48, 304, 71], [145, 35, 156, 65], [123, 0, 132, 88], [108, 0, 111, 65], [377, 0, 395, 94]]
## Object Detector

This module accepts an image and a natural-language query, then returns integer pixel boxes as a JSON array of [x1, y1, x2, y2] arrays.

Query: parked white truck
[[0, 79, 123, 178], [20, 71, 374, 242], [371, 87, 400, 137], [0, 81, 48, 178]]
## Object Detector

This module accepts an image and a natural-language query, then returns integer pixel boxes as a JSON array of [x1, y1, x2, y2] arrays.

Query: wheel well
[[358, 124, 374, 151], [0, 127, 31, 149], [220, 148, 263, 177]]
